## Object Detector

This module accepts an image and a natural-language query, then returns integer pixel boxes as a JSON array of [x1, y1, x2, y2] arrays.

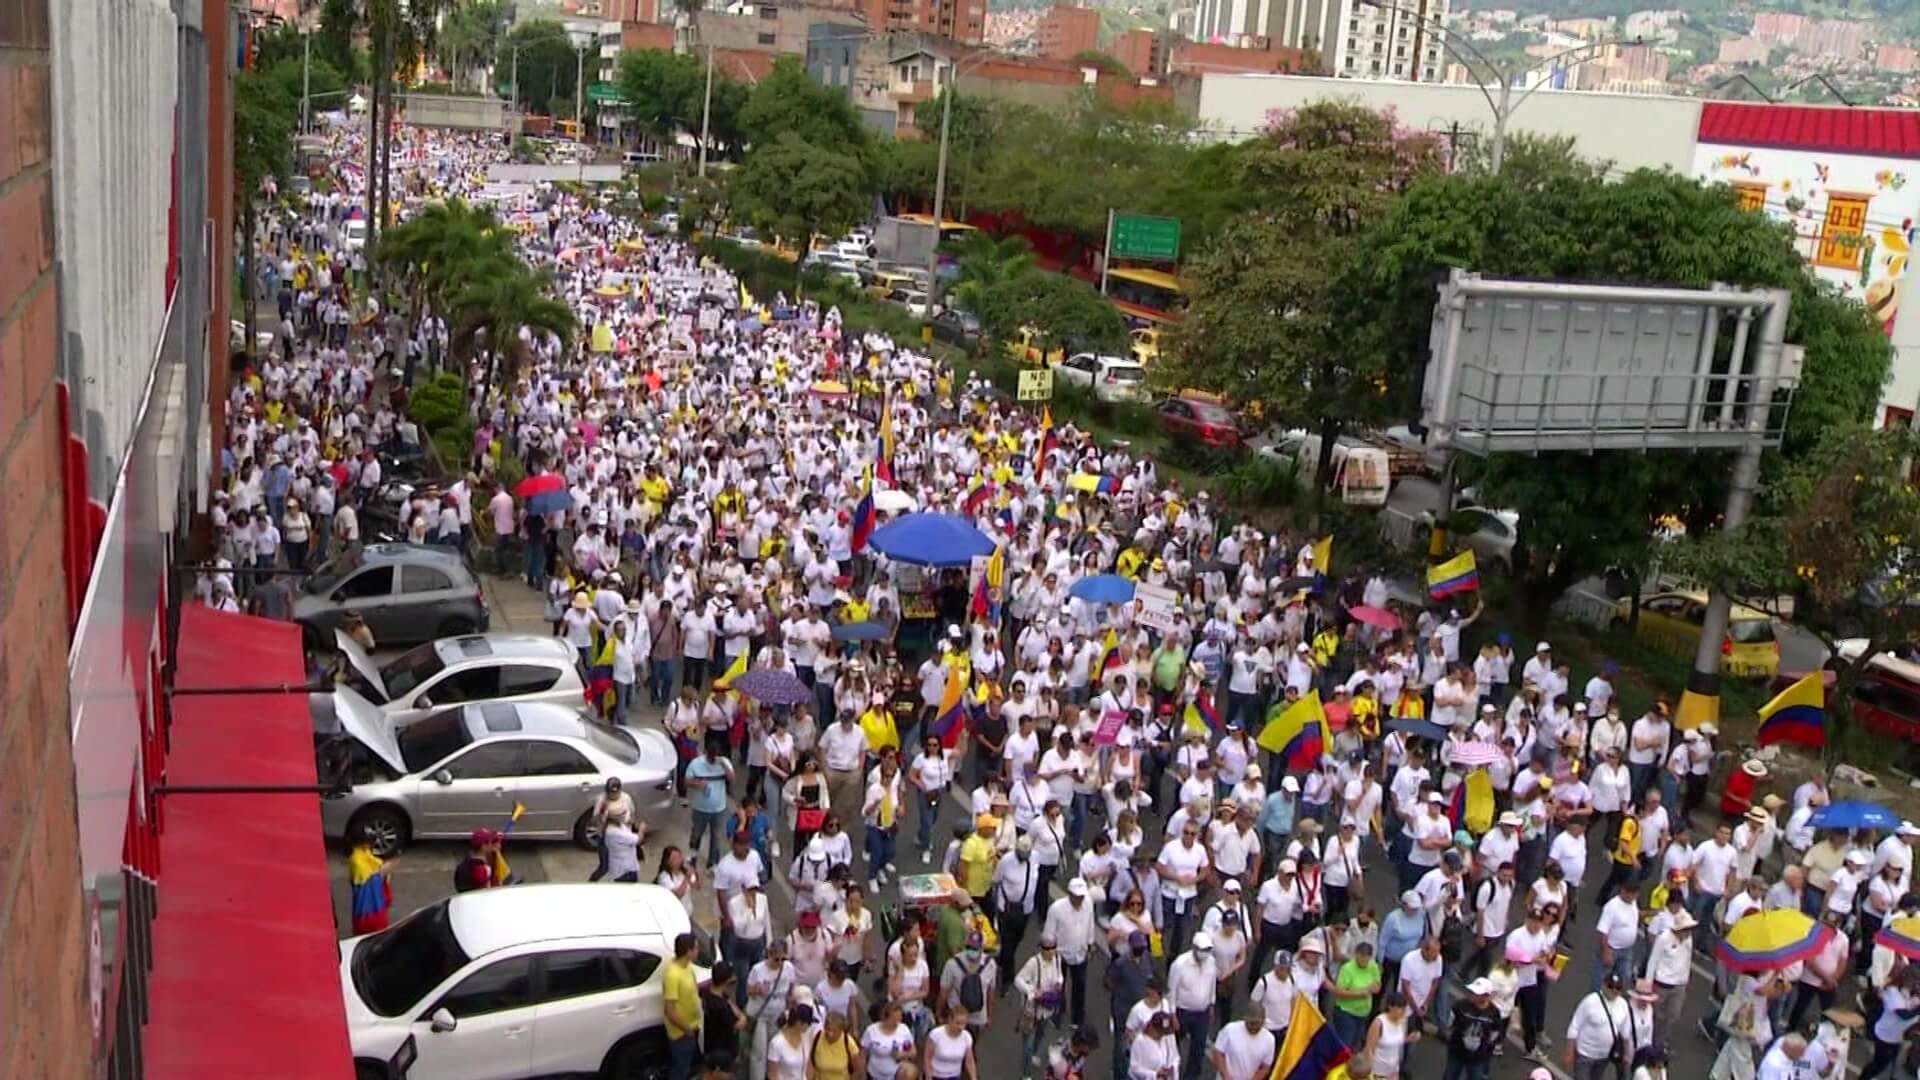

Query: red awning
[[144, 606, 353, 1079]]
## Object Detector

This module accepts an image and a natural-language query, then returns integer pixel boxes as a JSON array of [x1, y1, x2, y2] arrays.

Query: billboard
[[1422, 271, 1799, 455]]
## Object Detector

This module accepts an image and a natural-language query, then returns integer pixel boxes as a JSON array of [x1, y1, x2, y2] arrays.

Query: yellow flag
[[714, 651, 748, 691]]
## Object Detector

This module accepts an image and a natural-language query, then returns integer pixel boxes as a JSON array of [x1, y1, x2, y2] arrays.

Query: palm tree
[[450, 262, 576, 395], [378, 198, 515, 313], [948, 232, 1034, 316]]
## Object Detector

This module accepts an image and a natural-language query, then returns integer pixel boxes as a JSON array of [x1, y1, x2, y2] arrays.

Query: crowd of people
[[228, 123, 1920, 1080]]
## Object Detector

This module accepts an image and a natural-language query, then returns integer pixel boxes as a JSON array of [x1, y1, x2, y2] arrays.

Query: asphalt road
[[324, 574, 1849, 1080]]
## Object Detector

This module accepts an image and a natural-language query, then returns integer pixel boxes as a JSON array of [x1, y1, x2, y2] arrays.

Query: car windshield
[[380, 644, 447, 699], [395, 708, 475, 774], [1191, 402, 1235, 423], [584, 722, 642, 765], [1110, 367, 1145, 382], [351, 900, 473, 1017], [1731, 618, 1775, 644]]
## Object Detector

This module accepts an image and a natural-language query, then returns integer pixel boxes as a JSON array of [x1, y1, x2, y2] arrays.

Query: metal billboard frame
[[1422, 271, 1800, 456]]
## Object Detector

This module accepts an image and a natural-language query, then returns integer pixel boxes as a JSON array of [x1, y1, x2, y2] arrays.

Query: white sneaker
[[770, 840, 781, 858]]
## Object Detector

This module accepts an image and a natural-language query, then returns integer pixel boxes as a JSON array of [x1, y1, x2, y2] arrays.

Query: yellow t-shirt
[[1613, 816, 1641, 866], [860, 707, 899, 755], [959, 834, 996, 897], [663, 957, 701, 1039]]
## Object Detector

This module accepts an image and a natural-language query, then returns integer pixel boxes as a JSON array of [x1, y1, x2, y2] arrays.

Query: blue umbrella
[[728, 668, 812, 707], [1809, 800, 1902, 831], [523, 489, 572, 517], [1389, 717, 1449, 742], [832, 621, 891, 642], [868, 512, 995, 567], [1069, 574, 1136, 604]]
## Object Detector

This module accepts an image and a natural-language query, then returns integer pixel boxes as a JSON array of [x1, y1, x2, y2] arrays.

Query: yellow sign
[[1017, 368, 1054, 401]]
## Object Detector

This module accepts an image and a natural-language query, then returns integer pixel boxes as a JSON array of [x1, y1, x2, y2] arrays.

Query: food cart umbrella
[[1068, 574, 1136, 604], [868, 512, 996, 567], [1809, 800, 1902, 831]]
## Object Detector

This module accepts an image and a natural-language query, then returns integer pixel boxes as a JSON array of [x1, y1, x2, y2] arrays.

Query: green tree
[[450, 262, 577, 394], [1667, 425, 1920, 771], [501, 20, 578, 113], [375, 198, 516, 330], [617, 48, 746, 159], [316, 0, 360, 76], [973, 270, 1128, 359], [1351, 164, 1892, 619], [732, 133, 874, 280], [436, 0, 506, 91], [264, 55, 347, 122], [1159, 101, 1446, 509], [738, 57, 870, 154], [948, 232, 1034, 321], [234, 69, 296, 348]]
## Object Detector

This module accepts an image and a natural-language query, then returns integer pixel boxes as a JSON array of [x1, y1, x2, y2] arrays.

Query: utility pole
[[697, 42, 714, 177], [575, 40, 587, 140], [926, 76, 953, 314], [301, 27, 311, 134], [510, 44, 519, 110]]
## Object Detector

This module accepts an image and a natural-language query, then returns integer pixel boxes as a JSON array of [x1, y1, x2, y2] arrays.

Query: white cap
[[1427, 792, 1445, 804], [1536, 641, 1551, 652], [1900, 822, 1920, 837], [1068, 878, 1089, 897], [1498, 812, 1523, 828], [1466, 977, 1494, 995], [1278, 858, 1298, 874], [1191, 932, 1214, 951], [1281, 777, 1300, 792], [1223, 879, 1242, 892]]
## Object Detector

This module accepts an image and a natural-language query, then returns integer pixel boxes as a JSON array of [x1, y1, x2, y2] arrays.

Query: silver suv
[[295, 544, 490, 648], [333, 630, 588, 727], [315, 690, 675, 855]]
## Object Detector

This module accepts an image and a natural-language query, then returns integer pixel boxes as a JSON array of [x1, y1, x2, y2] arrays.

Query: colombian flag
[[1184, 690, 1221, 736], [1757, 671, 1825, 748], [876, 389, 896, 485], [1038, 406, 1059, 472], [1068, 472, 1121, 495], [1257, 691, 1330, 769], [1270, 991, 1352, 1080], [1427, 549, 1479, 599], [929, 664, 969, 749], [975, 544, 1004, 622], [347, 847, 392, 935], [851, 470, 877, 554], [1090, 628, 1125, 686], [714, 649, 749, 691]]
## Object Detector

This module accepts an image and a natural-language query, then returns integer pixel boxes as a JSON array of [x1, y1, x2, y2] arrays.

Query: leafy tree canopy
[[617, 48, 747, 159], [739, 57, 871, 156], [731, 132, 874, 268], [972, 269, 1128, 359], [500, 20, 580, 113]]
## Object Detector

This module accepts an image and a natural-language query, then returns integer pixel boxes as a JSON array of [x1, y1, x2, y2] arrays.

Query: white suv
[[341, 884, 697, 1080]]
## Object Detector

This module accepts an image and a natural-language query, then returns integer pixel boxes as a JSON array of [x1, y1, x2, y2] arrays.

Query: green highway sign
[[1109, 213, 1181, 262]]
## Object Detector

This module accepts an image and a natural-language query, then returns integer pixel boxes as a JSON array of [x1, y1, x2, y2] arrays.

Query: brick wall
[[0, 0, 89, 1074]]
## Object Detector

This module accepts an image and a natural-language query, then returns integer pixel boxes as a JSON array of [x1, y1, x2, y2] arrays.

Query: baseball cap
[[1068, 878, 1089, 897], [1191, 932, 1213, 951]]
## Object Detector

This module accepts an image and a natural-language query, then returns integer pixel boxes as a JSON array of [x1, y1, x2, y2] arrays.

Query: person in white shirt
[[1564, 974, 1633, 1079], [1397, 935, 1447, 1030], [1168, 935, 1220, 1078], [908, 735, 955, 862], [1593, 878, 1642, 992], [819, 711, 869, 828], [1210, 1005, 1277, 1080], [1157, 821, 1212, 958], [1044, 879, 1101, 1030], [1128, 1011, 1180, 1080], [1644, 911, 1695, 1049], [1471, 861, 1517, 978]]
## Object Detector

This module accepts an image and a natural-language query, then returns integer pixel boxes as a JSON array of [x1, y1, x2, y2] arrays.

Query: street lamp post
[[697, 43, 715, 177], [1358, 0, 1633, 173], [926, 51, 996, 314]]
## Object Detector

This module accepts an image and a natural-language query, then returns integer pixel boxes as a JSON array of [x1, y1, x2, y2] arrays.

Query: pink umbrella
[[1349, 605, 1401, 630]]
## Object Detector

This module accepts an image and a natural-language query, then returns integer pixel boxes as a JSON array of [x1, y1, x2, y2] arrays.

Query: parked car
[[1051, 353, 1148, 403], [1775, 641, 1920, 764], [314, 689, 675, 856], [1413, 505, 1520, 574], [1613, 589, 1780, 678], [1003, 325, 1066, 367], [332, 630, 588, 728], [294, 544, 489, 648], [1255, 431, 1392, 507], [885, 287, 934, 318], [1155, 391, 1246, 450], [930, 308, 980, 348], [338, 883, 696, 1080]]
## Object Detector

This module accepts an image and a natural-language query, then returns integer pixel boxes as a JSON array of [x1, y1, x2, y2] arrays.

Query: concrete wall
[[51, 0, 180, 500], [0, 1, 88, 1078], [487, 162, 626, 183], [1193, 74, 1705, 172], [400, 93, 512, 130]]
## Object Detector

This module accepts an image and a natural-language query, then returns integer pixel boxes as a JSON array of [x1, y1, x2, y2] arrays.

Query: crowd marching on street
[[211, 122, 1920, 1080]]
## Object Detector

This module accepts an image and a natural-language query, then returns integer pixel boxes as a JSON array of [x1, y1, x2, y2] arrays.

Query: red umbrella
[[1350, 605, 1402, 630], [514, 472, 566, 499]]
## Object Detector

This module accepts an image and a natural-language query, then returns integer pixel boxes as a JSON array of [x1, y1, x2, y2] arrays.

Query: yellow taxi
[[1130, 327, 1161, 365], [865, 271, 920, 300], [1004, 325, 1066, 366], [1612, 590, 1779, 678]]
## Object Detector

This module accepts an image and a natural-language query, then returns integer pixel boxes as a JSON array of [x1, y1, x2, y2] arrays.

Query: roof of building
[[1698, 101, 1920, 160]]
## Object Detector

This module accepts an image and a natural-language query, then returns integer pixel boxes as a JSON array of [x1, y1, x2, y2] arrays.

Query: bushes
[[1219, 456, 1301, 507], [1160, 439, 1244, 476], [409, 371, 472, 477]]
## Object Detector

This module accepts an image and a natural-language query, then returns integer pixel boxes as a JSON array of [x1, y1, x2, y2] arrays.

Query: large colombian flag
[[1271, 992, 1352, 1080], [1757, 671, 1826, 749], [1427, 549, 1479, 599], [1256, 690, 1330, 770], [929, 663, 970, 749]]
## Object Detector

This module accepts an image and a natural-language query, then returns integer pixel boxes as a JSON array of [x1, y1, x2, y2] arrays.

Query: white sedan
[[1051, 353, 1148, 403]]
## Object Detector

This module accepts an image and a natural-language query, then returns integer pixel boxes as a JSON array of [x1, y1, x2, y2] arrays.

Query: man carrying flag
[[851, 468, 877, 554], [876, 387, 896, 485]]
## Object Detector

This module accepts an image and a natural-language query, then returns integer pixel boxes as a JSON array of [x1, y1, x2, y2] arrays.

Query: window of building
[[758, 4, 776, 16], [757, 31, 776, 44], [1371, 60, 1381, 72], [1731, 180, 1767, 213], [1393, 62, 1404, 74], [1815, 192, 1870, 270]]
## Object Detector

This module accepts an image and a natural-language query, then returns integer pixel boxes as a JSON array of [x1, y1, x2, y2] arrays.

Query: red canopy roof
[[1698, 101, 1920, 160], [144, 606, 352, 1079]]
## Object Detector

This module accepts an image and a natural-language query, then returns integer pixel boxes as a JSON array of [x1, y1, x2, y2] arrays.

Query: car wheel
[[437, 615, 477, 638], [602, 1029, 670, 1080], [349, 805, 410, 857], [574, 810, 601, 851], [354, 1060, 391, 1080]]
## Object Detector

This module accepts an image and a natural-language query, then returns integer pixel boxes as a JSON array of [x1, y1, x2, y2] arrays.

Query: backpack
[[454, 855, 490, 893], [957, 958, 987, 1013]]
